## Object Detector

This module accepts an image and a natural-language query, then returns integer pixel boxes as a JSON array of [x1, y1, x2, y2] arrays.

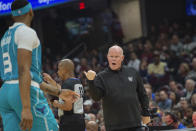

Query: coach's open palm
[[84, 70, 96, 80], [59, 89, 79, 103]]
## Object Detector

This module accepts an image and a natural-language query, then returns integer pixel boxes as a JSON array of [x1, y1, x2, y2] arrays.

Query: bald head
[[107, 45, 124, 70], [86, 121, 98, 131], [57, 59, 75, 80], [59, 59, 74, 72], [108, 45, 123, 56], [185, 79, 195, 92]]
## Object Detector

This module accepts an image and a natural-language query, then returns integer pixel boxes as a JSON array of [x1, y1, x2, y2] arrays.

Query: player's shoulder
[[18, 24, 37, 36]]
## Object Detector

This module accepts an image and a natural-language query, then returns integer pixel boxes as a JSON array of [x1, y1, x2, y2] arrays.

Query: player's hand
[[43, 73, 56, 86], [53, 100, 73, 111], [59, 89, 80, 103], [84, 70, 96, 80], [20, 108, 33, 131], [142, 116, 151, 124], [43, 73, 61, 89]]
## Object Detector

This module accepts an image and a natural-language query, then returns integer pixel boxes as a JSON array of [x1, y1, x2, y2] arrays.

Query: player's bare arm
[[42, 72, 75, 111], [40, 81, 61, 96], [18, 49, 33, 130], [40, 82, 80, 103]]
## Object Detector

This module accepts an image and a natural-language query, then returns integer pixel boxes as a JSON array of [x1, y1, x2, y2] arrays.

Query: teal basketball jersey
[[0, 24, 42, 83]]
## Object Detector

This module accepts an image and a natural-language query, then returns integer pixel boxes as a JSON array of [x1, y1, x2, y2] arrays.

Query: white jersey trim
[[9, 22, 40, 51]]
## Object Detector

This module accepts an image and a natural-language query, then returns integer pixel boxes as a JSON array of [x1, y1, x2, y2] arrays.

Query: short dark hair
[[11, 0, 29, 11], [165, 112, 178, 122]]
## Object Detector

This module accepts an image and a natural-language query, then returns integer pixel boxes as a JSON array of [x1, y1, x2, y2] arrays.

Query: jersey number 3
[[3, 52, 12, 74]]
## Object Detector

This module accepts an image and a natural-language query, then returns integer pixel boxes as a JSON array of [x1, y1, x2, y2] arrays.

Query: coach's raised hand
[[84, 70, 96, 80]]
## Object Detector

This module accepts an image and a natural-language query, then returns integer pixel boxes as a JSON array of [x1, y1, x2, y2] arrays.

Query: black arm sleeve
[[136, 71, 150, 116], [87, 75, 105, 101]]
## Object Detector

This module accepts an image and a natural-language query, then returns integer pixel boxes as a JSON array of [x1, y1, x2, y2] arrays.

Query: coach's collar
[[108, 66, 123, 73]]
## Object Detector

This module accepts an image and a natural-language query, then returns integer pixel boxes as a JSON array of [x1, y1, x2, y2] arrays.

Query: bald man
[[84, 45, 150, 131], [86, 121, 98, 131], [43, 59, 85, 131]]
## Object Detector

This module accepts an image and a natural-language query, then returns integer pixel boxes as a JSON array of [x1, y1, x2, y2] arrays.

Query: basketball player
[[0, 0, 79, 131]]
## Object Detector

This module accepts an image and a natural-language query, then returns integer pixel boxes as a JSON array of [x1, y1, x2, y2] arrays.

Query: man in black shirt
[[43, 59, 85, 131], [84, 45, 150, 131]]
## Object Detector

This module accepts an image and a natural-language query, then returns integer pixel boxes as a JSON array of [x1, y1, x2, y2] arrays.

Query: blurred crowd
[[2, 13, 196, 130], [40, 20, 196, 130]]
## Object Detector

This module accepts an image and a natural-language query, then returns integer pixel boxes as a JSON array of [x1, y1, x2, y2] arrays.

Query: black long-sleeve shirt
[[88, 66, 150, 131]]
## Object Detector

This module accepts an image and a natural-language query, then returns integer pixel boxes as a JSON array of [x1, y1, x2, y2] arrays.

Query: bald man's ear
[[121, 55, 124, 61]]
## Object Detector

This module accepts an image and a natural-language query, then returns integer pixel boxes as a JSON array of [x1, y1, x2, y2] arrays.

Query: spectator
[[144, 83, 155, 101], [139, 58, 148, 80], [100, 123, 106, 131], [191, 94, 196, 111], [192, 112, 196, 127], [184, 79, 196, 101], [147, 50, 168, 90], [182, 105, 193, 128], [84, 99, 93, 113], [127, 52, 140, 71], [90, 57, 101, 73], [164, 112, 186, 129], [169, 91, 179, 108], [170, 34, 183, 56], [169, 80, 184, 97], [86, 121, 99, 131], [179, 98, 189, 118], [158, 90, 172, 111], [174, 62, 190, 85], [186, 57, 196, 81], [155, 92, 161, 103], [88, 113, 97, 122], [141, 40, 153, 63]]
